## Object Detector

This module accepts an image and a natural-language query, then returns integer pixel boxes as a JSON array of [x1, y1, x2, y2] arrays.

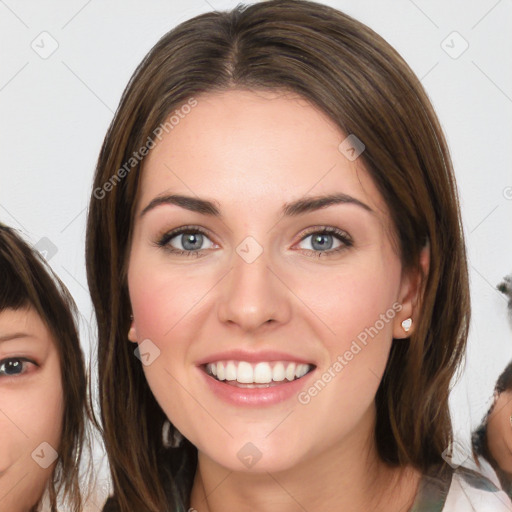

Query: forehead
[[137, 88, 389, 221], [0, 307, 54, 348]]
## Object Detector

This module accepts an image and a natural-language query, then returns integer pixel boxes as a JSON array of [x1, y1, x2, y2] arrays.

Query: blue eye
[[155, 225, 352, 257], [156, 225, 215, 257], [298, 227, 352, 255], [0, 357, 35, 377]]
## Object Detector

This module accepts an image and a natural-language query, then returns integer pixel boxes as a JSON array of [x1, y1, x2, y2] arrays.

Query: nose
[[217, 245, 292, 332]]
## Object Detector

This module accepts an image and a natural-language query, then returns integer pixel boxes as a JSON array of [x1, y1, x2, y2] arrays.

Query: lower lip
[[199, 367, 315, 406]]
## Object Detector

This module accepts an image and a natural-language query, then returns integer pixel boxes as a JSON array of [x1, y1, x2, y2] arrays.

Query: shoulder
[[444, 465, 512, 511]]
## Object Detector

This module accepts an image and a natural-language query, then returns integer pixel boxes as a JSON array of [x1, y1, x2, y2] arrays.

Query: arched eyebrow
[[140, 193, 374, 218], [282, 193, 374, 216]]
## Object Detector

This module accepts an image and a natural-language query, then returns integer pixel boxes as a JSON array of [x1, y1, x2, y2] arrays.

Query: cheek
[[298, 253, 401, 350], [128, 258, 200, 414], [16, 376, 63, 448], [0, 372, 63, 507], [0, 395, 27, 471], [31, 376, 64, 448], [294, 255, 401, 421], [0, 386, 62, 459], [128, 255, 206, 341]]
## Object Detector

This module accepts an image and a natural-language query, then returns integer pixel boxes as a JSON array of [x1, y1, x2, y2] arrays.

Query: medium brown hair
[[0, 223, 89, 512], [86, 1, 470, 510]]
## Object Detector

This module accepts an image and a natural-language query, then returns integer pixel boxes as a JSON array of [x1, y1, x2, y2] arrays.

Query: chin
[[195, 434, 306, 474]]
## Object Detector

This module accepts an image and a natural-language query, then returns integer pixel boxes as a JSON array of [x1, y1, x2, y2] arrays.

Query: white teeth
[[205, 360, 313, 384], [295, 364, 309, 379], [272, 362, 285, 382], [225, 361, 237, 381], [254, 362, 272, 384], [285, 363, 295, 381], [237, 361, 254, 383], [217, 362, 225, 381]]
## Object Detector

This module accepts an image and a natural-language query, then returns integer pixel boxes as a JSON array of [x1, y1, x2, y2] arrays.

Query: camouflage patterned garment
[[410, 462, 512, 511]]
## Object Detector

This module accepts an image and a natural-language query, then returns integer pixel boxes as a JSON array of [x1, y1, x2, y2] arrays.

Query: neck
[[188, 408, 421, 512]]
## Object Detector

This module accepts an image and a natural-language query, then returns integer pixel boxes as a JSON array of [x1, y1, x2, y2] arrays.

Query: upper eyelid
[[0, 357, 36, 368], [159, 225, 352, 247], [157, 225, 217, 246]]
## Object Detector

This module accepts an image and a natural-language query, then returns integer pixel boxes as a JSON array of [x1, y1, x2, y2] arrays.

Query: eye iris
[[182, 233, 203, 251], [2, 359, 22, 376], [311, 233, 333, 251]]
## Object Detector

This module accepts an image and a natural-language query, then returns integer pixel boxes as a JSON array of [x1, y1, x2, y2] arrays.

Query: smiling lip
[[199, 367, 315, 406], [196, 349, 316, 406], [195, 349, 315, 366]]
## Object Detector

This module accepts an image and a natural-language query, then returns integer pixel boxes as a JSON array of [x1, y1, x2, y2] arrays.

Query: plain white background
[[0, 0, 511, 482]]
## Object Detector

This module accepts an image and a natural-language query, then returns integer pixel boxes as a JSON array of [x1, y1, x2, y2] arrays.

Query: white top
[[444, 467, 512, 511], [411, 462, 512, 511]]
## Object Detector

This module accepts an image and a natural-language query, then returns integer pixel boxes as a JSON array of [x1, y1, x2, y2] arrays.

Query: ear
[[393, 242, 430, 339], [128, 317, 138, 343]]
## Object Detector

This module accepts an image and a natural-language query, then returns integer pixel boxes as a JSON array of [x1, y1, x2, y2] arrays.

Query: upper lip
[[196, 349, 317, 367]]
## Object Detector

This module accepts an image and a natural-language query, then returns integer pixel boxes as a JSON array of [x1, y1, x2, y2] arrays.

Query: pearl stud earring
[[401, 318, 412, 332]]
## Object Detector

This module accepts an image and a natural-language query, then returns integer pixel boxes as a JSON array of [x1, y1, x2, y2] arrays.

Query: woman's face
[[0, 306, 63, 511], [127, 89, 418, 472]]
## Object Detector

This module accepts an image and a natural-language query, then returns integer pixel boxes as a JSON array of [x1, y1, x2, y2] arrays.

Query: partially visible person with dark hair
[[0, 223, 90, 512], [473, 273, 512, 497]]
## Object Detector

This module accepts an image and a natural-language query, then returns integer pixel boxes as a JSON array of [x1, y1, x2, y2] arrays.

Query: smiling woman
[[85, 1, 509, 511], [0, 223, 89, 512]]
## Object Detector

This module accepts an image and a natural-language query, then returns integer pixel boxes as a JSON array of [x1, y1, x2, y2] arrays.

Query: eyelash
[[0, 357, 37, 379], [155, 225, 353, 258]]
